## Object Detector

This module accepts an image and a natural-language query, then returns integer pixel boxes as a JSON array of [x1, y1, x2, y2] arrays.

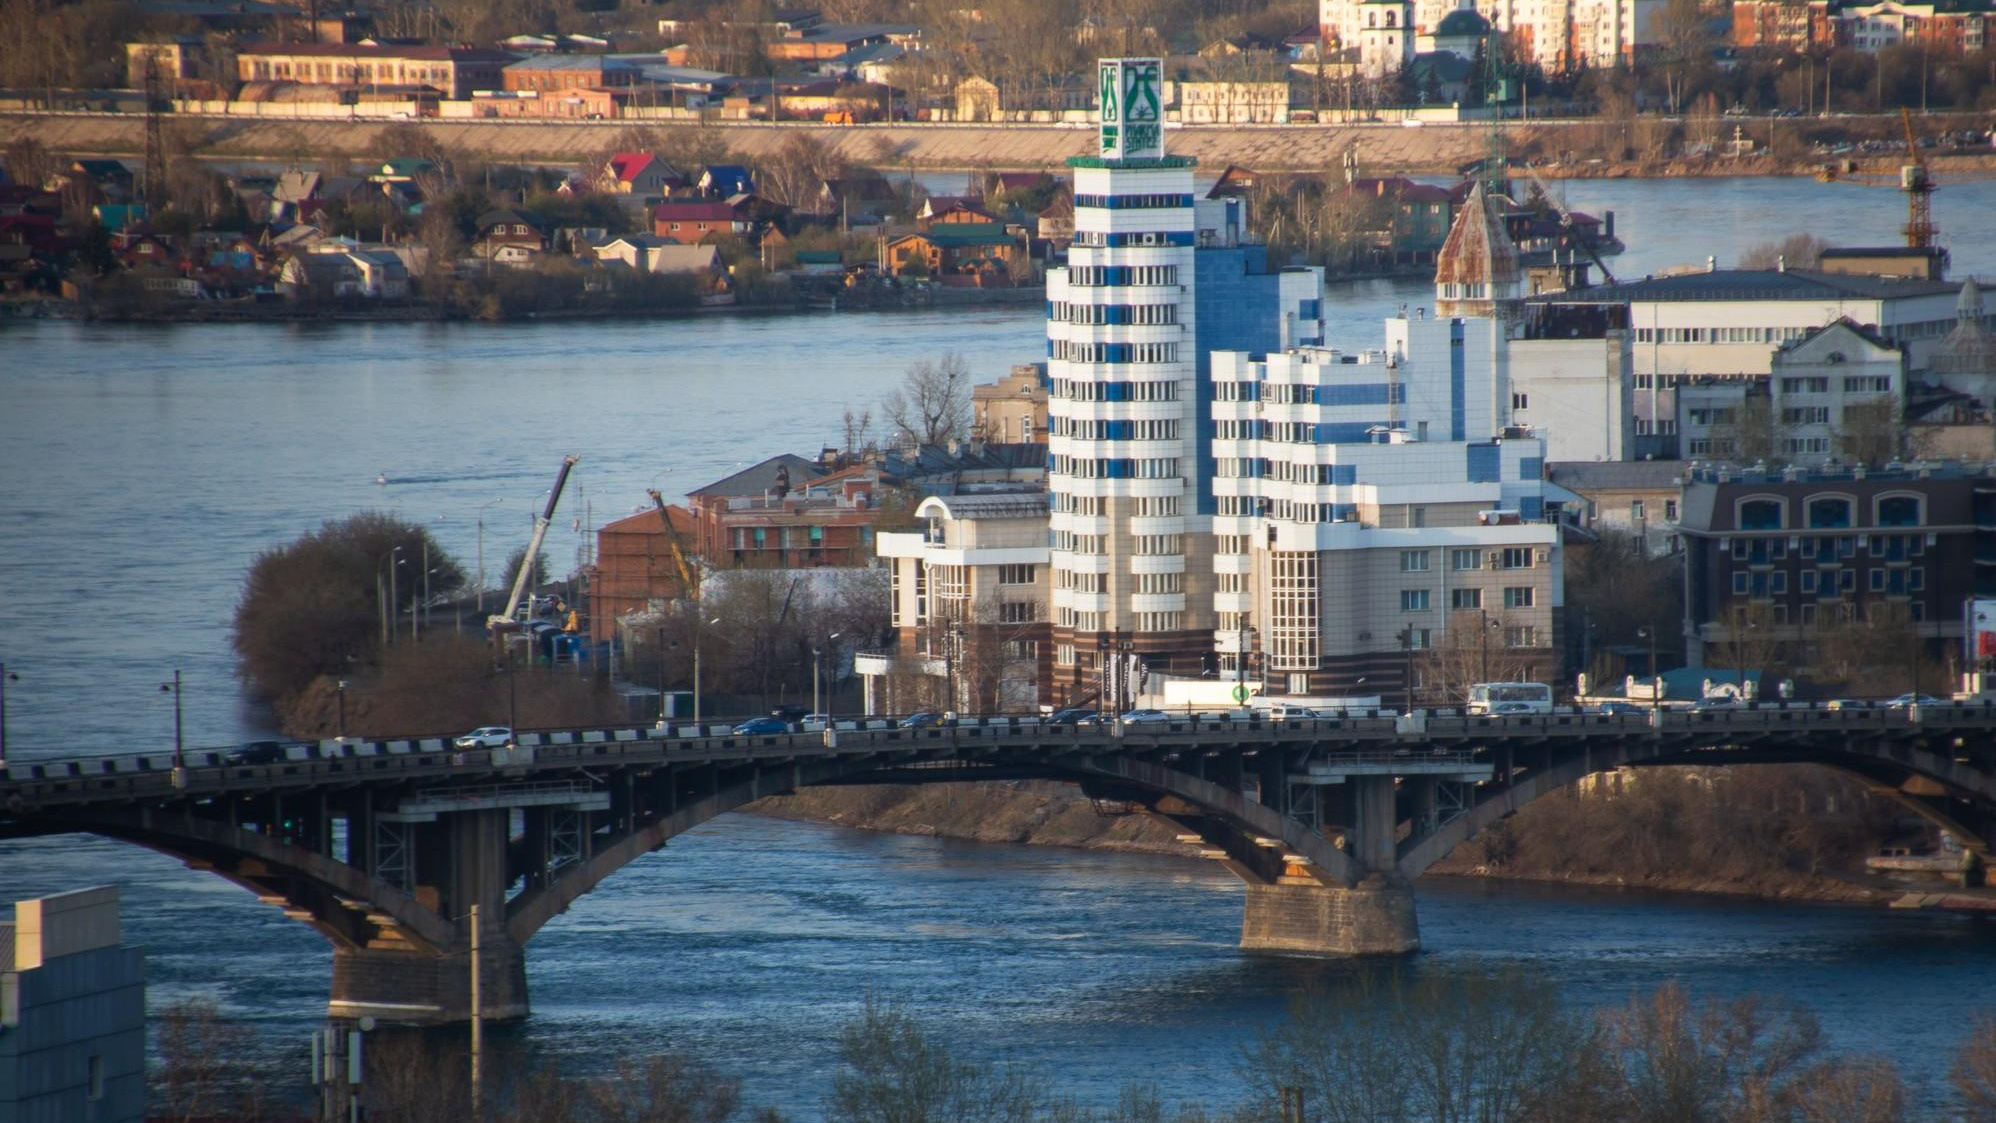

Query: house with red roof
[[598, 152, 684, 196]]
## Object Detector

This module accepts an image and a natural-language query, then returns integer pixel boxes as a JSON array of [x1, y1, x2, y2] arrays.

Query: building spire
[[1434, 182, 1520, 321]]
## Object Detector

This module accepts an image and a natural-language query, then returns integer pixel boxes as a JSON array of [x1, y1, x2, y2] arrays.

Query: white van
[[1267, 705, 1324, 721]]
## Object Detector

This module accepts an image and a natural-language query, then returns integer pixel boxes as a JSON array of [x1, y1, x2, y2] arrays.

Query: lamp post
[[1480, 609, 1494, 683], [336, 679, 349, 742], [658, 625, 670, 724], [475, 499, 503, 616], [1399, 628, 1415, 712], [1237, 620, 1254, 714], [813, 631, 843, 721], [693, 617, 720, 726], [160, 669, 184, 771], [1638, 625, 1660, 711], [0, 662, 17, 768], [382, 546, 405, 644]]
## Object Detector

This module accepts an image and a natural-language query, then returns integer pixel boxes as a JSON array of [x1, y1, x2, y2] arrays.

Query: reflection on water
[[4, 815, 1995, 1117]]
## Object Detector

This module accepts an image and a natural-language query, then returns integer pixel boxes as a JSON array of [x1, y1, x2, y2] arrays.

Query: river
[[3, 175, 1996, 1114]]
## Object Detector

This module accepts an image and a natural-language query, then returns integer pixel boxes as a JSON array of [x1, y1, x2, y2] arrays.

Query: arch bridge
[[4, 704, 1994, 1025]]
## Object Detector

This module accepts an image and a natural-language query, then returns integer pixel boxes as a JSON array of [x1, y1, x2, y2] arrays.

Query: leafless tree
[[1737, 233, 1831, 271], [883, 352, 975, 449], [3, 136, 65, 190], [1836, 396, 1903, 467], [1243, 966, 1597, 1123], [1588, 980, 1833, 1123], [153, 998, 264, 1123], [1955, 1016, 1996, 1122], [829, 995, 1047, 1123]]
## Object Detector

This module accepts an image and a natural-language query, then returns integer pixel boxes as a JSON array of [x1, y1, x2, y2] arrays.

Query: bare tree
[[883, 352, 975, 449], [1590, 980, 1832, 1123], [1836, 396, 1903, 467], [829, 995, 1047, 1123], [1737, 233, 1831, 271], [1955, 1016, 1996, 1123], [153, 998, 263, 1123], [1243, 966, 1597, 1123]]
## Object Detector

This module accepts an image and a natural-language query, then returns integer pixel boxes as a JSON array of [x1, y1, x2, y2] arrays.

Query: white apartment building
[[871, 493, 1051, 713], [1530, 265, 1963, 457], [1210, 327, 1563, 701], [1323, 0, 1661, 67], [1677, 319, 1906, 466], [1043, 58, 1326, 704]]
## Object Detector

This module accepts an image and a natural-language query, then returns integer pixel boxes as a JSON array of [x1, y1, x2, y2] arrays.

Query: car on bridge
[[1886, 694, 1946, 709], [898, 712, 952, 729], [1118, 709, 1173, 725], [732, 717, 792, 735], [1044, 708, 1100, 726], [226, 741, 291, 765], [1593, 701, 1646, 716], [453, 727, 513, 749]]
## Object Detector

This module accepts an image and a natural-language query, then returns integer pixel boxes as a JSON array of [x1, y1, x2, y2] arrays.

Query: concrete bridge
[[5, 704, 1996, 1026]]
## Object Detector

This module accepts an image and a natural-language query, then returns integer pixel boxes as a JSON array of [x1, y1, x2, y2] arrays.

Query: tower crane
[[1815, 107, 1996, 255], [645, 488, 700, 600]]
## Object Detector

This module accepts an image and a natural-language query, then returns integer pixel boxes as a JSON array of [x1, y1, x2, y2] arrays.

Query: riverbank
[[750, 779, 1986, 911], [8, 110, 1991, 177]]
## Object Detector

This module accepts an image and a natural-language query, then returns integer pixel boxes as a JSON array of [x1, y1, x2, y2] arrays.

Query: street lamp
[[693, 616, 721, 726], [1398, 628, 1415, 712], [475, 498, 503, 616], [336, 679, 349, 742], [1480, 609, 1500, 683], [1637, 625, 1660, 711], [159, 669, 184, 771], [0, 662, 17, 769], [813, 631, 843, 720]]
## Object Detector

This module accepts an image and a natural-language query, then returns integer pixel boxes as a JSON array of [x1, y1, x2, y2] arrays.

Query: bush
[[231, 512, 461, 703]]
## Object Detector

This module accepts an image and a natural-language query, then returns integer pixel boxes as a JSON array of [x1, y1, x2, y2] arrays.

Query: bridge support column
[[1239, 775, 1417, 956], [329, 931, 529, 1026], [1240, 877, 1419, 956]]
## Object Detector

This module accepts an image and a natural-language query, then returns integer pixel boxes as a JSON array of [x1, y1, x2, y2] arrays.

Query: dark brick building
[[1679, 464, 1996, 676]]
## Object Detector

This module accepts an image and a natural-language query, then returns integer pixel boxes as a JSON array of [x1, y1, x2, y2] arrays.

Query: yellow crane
[[645, 488, 699, 599], [1815, 107, 1996, 251]]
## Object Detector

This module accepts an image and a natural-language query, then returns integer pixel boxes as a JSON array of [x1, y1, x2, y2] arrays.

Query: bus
[[1466, 682, 1554, 715]]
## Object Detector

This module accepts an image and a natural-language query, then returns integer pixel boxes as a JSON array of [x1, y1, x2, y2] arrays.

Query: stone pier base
[[329, 939, 529, 1026], [1240, 878, 1420, 956]]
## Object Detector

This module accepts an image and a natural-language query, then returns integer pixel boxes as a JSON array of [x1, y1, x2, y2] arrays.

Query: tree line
[[154, 972, 1996, 1122]]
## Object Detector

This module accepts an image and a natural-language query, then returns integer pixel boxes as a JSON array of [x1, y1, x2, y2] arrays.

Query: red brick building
[[588, 504, 698, 643]]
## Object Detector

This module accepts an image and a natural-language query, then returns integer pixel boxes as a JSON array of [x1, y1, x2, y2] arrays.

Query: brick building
[[587, 504, 698, 643], [1678, 463, 1996, 673]]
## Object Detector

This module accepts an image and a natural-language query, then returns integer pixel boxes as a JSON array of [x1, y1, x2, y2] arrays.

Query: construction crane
[[491, 455, 579, 630], [1813, 108, 1996, 253], [1525, 166, 1617, 286], [645, 488, 700, 599]]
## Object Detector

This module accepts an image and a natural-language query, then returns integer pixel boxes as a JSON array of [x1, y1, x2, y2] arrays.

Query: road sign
[[1233, 684, 1251, 703]]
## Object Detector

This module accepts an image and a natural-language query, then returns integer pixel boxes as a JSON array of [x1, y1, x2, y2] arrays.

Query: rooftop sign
[[1097, 57, 1163, 161]]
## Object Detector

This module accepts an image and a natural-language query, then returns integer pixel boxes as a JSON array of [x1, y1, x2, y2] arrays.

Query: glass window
[[1808, 497, 1852, 528], [1401, 589, 1430, 611], [1739, 499, 1783, 530], [1877, 496, 1921, 527], [1400, 550, 1430, 572]]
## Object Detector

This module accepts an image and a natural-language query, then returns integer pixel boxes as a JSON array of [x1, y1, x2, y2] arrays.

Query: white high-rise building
[[1043, 59, 1326, 707], [1047, 58, 1205, 693], [1322, 0, 1662, 68]]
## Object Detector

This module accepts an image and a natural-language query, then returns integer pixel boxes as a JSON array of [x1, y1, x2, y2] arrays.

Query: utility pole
[[469, 902, 483, 1122], [0, 663, 16, 768], [336, 680, 349, 742], [160, 670, 184, 772]]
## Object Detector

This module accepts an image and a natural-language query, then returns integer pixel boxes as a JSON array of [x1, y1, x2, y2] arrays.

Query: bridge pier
[[1240, 774, 1419, 955], [328, 934, 529, 1026], [1240, 876, 1419, 956]]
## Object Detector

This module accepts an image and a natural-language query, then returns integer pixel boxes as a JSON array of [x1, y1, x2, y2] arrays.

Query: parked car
[[1886, 694, 1945, 709], [227, 740, 290, 764], [1045, 708, 1099, 726], [1594, 701, 1646, 716], [1118, 709, 1172, 725], [732, 717, 791, 735], [453, 726, 513, 749], [898, 712, 949, 728]]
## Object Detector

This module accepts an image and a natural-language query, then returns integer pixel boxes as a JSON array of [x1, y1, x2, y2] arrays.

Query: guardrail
[[5, 702, 1990, 807]]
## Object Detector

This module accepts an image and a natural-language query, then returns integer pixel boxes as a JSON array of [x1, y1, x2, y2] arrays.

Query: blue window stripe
[[1466, 444, 1500, 483]]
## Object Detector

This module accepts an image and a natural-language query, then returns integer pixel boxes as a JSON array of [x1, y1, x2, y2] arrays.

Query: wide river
[[3, 175, 1996, 1114]]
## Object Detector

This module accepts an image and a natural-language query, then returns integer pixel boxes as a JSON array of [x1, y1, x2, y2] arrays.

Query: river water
[[3, 176, 1996, 1113]]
